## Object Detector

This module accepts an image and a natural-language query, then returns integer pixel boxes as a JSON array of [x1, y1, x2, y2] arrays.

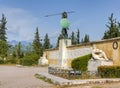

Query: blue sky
[[0, 0, 120, 45]]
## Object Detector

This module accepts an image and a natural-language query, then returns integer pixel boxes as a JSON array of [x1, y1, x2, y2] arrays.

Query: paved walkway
[[0, 65, 57, 88]]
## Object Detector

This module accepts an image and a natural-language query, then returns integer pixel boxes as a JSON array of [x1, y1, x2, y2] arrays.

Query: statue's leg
[[61, 28, 68, 39], [64, 28, 68, 39], [102, 52, 108, 60], [62, 28, 65, 38]]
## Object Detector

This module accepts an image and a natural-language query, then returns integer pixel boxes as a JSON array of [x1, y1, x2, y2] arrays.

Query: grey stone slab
[[88, 59, 113, 73], [37, 72, 120, 86]]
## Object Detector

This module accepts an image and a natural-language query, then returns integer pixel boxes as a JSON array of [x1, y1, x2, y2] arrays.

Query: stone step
[[37, 72, 120, 86]]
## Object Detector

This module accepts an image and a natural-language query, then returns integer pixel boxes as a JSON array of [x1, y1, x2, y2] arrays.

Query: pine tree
[[17, 42, 22, 58], [0, 14, 8, 57], [0, 14, 7, 41], [43, 33, 51, 49], [82, 34, 90, 43], [32, 27, 43, 56], [12, 51, 16, 58], [71, 31, 76, 45], [102, 13, 120, 39], [103, 31, 108, 39], [81, 38, 84, 43], [0, 40, 8, 57], [84, 34, 90, 43], [76, 29, 80, 44], [56, 34, 62, 48], [25, 43, 33, 55]]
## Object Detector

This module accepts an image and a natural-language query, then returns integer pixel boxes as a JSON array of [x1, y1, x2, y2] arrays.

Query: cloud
[[0, 7, 40, 41]]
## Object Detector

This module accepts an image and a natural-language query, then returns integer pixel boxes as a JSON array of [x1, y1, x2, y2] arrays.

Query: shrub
[[24, 52, 39, 64], [71, 54, 92, 71], [4, 55, 17, 64], [20, 52, 40, 66], [20, 57, 35, 66], [98, 66, 120, 78], [5, 57, 17, 64], [0, 59, 4, 64], [5, 58, 17, 64]]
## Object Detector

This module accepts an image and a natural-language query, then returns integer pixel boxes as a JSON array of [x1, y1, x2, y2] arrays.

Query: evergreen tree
[[81, 38, 84, 43], [32, 27, 43, 56], [0, 14, 7, 41], [56, 34, 62, 48], [82, 34, 90, 43], [43, 33, 51, 49], [12, 51, 16, 58], [25, 43, 33, 55], [71, 31, 76, 45], [85, 34, 90, 43], [0, 40, 8, 57], [103, 31, 108, 39], [0, 14, 8, 57], [17, 42, 22, 58], [102, 13, 120, 39], [76, 29, 80, 44]]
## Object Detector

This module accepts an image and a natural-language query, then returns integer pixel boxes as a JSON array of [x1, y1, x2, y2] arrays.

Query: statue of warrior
[[60, 12, 69, 39]]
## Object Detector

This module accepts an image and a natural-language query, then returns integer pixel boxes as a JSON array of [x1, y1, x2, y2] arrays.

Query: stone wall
[[45, 48, 59, 66], [45, 37, 120, 67], [92, 37, 120, 65], [66, 45, 92, 67]]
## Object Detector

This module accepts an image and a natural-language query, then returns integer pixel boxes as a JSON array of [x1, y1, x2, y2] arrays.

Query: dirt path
[[0, 66, 57, 88], [1, 65, 120, 88]]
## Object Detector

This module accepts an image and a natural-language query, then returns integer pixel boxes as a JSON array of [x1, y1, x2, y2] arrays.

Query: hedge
[[5, 58, 17, 64], [20, 58, 35, 66], [98, 66, 120, 78], [0, 59, 4, 64], [20, 52, 40, 66], [71, 54, 92, 71]]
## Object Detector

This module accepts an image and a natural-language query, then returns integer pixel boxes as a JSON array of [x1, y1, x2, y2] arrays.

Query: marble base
[[88, 59, 113, 73]]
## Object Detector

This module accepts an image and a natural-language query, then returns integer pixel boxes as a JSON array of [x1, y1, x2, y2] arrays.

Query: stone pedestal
[[88, 59, 113, 74], [58, 39, 71, 68]]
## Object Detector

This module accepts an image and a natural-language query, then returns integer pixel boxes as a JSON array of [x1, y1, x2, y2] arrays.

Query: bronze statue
[[45, 11, 74, 39], [61, 12, 69, 39]]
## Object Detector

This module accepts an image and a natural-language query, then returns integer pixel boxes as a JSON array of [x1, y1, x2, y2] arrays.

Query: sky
[[0, 0, 120, 45]]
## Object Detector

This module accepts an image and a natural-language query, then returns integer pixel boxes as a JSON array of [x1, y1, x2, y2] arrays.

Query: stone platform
[[37, 71, 120, 86], [48, 66, 81, 79], [88, 59, 113, 74]]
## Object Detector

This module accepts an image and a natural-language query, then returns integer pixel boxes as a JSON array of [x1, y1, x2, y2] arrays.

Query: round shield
[[60, 18, 70, 28]]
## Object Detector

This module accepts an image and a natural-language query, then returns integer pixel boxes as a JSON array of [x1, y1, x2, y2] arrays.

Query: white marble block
[[58, 39, 71, 68], [88, 59, 113, 72]]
